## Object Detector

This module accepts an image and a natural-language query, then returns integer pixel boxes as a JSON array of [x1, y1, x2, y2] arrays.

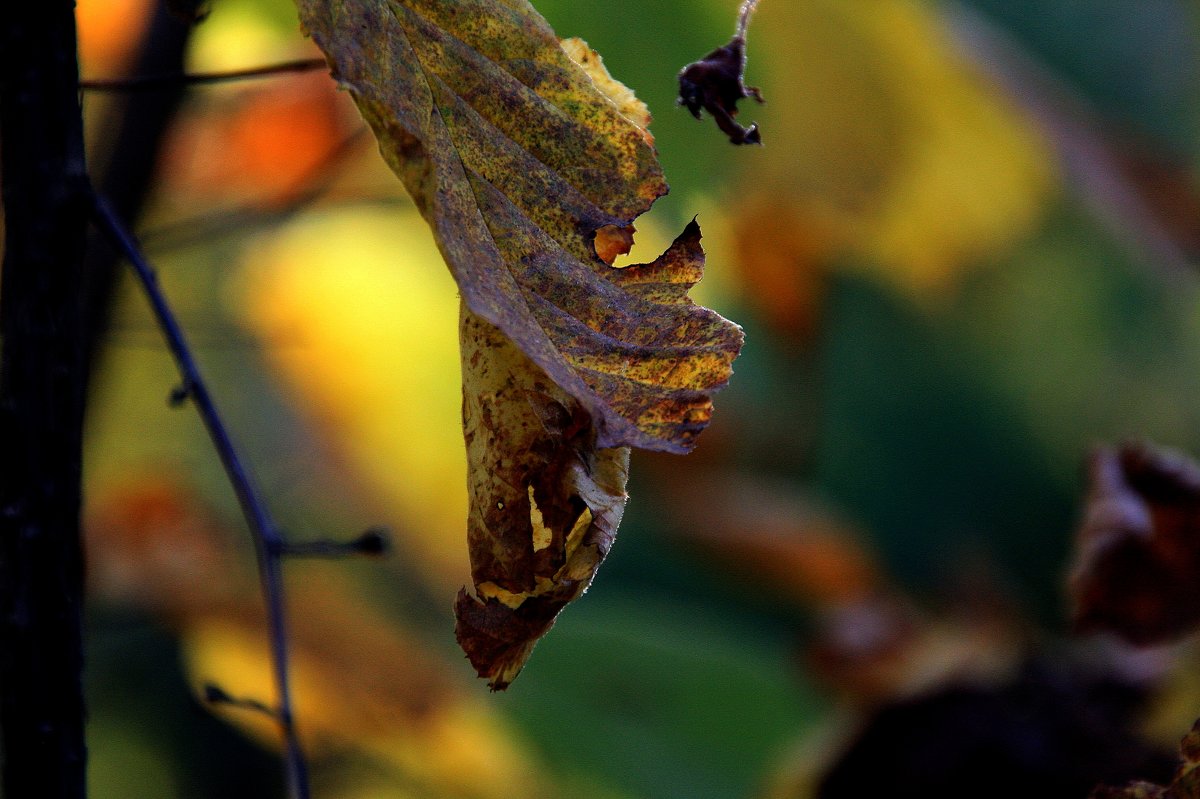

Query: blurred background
[[73, 0, 1200, 796]]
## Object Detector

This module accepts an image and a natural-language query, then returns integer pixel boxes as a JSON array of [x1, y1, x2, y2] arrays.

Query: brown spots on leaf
[[457, 306, 630, 687], [1069, 442, 1200, 646]]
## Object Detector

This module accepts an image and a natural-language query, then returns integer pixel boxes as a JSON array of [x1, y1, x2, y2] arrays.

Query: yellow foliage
[[182, 602, 552, 798], [235, 208, 470, 587], [747, 0, 1056, 295]]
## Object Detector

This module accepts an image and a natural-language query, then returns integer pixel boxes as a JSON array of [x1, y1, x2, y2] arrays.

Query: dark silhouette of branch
[[80, 58, 328, 92], [90, 193, 312, 799], [0, 2, 90, 797]]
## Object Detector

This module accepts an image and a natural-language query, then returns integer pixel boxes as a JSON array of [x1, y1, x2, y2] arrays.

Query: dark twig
[[677, 0, 765, 144], [89, 193, 311, 799], [204, 683, 276, 716], [281, 528, 391, 558], [80, 57, 328, 92]]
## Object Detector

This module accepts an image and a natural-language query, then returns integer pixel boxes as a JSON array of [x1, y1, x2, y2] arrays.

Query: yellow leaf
[[237, 208, 469, 587], [86, 479, 555, 797], [183, 596, 553, 799], [746, 0, 1055, 295]]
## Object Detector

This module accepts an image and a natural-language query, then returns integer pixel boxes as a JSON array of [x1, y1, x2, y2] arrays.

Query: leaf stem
[[736, 0, 761, 40], [80, 57, 328, 91], [89, 192, 311, 799]]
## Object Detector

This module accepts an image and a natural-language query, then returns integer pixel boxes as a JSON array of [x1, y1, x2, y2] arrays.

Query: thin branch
[[89, 192, 311, 799], [80, 57, 328, 92]]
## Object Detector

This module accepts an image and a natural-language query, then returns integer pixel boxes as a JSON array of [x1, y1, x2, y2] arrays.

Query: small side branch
[[281, 528, 391, 558], [89, 193, 311, 799], [80, 57, 328, 92]]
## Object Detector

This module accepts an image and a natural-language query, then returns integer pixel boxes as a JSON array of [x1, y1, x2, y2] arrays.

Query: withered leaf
[[677, 0, 764, 145], [294, 0, 743, 687], [1092, 718, 1200, 799], [1069, 442, 1200, 646]]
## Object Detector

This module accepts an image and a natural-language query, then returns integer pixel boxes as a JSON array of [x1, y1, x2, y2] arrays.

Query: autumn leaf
[[293, 0, 743, 687], [1069, 442, 1200, 647], [1093, 719, 1200, 799]]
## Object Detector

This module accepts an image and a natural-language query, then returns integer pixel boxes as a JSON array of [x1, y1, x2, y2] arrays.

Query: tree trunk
[[0, 0, 91, 796]]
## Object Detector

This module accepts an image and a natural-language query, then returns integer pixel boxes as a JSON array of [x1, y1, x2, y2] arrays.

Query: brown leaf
[[1069, 442, 1200, 646], [677, 0, 764, 145], [455, 305, 630, 688], [294, 0, 743, 686], [677, 34, 764, 145], [1093, 719, 1200, 799], [648, 469, 881, 606]]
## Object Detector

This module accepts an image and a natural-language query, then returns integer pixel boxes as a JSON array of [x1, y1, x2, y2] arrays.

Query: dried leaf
[[677, 0, 764, 145], [294, 0, 743, 686], [1069, 442, 1200, 646], [1093, 719, 1200, 799], [455, 306, 631, 688]]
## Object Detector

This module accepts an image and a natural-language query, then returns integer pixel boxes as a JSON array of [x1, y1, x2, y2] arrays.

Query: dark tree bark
[[0, 1, 91, 796]]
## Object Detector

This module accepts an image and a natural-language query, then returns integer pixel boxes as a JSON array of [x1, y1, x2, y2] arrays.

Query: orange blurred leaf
[[76, 0, 153, 75], [295, 0, 743, 687], [163, 72, 356, 204]]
